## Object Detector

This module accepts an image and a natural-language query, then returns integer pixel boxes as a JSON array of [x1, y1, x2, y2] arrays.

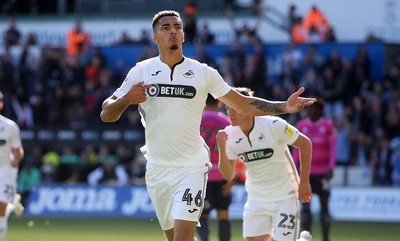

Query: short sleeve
[[206, 67, 232, 99], [270, 117, 300, 145], [9, 122, 22, 148], [113, 66, 140, 98]]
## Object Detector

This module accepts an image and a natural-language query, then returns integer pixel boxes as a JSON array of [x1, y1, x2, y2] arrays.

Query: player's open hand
[[285, 87, 316, 114], [125, 81, 151, 104]]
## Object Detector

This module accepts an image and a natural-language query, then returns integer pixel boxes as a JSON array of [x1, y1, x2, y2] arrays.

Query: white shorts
[[145, 162, 211, 230], [243, 197, 300, 241], [0, 170, 17, 204]]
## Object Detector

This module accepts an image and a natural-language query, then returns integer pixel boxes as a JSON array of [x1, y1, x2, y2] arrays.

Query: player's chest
[[232, 129, 275, 150], [145, 70, 205, 99]]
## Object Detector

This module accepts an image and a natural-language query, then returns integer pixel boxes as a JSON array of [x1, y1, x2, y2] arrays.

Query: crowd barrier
[[26, 183, 400, 222]]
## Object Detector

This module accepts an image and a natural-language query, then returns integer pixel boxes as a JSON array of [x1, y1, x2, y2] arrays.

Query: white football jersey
[[113, 56, 231, 166], [0, 115, 22, 175], [224, 116, 300, 202]]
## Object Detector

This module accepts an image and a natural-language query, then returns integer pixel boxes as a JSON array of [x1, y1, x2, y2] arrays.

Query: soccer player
[[0, 91, 25, 241], [197, 94, 233, 241], [216, 87, 313, 241], [100, 10, 316, 241], [293, 98, 336, 241]]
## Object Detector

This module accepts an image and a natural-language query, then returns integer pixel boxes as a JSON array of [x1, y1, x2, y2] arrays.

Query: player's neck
[[240, 117, 254, 136], [159, 49, 184, 69]]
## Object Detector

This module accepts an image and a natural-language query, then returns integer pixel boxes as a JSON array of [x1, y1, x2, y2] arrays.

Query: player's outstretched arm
[[219, 87, 316, 116]]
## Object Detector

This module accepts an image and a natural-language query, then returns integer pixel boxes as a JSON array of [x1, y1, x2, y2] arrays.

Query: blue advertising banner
[[26, 184, 156, 217], [26, 184, 400, 222]]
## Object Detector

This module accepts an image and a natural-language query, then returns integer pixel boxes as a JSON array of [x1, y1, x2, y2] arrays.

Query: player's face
[[152, 16, 184, 50], [226, 107, 245, 126]]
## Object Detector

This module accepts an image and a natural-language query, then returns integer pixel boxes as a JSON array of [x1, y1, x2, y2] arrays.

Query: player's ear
[[152, 33, 156, 42]]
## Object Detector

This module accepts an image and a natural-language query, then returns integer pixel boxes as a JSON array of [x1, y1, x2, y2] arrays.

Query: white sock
[[0, 217, 7, 241]]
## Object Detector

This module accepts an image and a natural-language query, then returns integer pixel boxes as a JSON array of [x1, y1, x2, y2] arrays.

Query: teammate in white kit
[[100, 10, 316, 241], [0, 91, 25, 241], [216, 88, 313, 241]]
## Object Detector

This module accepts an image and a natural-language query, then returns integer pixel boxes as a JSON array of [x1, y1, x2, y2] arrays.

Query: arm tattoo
[[250, 100, 285, 114]]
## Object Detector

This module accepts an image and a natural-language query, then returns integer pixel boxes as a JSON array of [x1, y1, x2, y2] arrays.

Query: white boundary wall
[[0, 0, 399, 46]]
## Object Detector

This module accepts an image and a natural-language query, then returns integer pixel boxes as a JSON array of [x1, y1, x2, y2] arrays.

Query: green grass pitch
[[7, 217, 400, 241]]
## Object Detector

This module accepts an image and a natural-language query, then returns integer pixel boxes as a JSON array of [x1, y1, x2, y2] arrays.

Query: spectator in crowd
[[11, 93, 34, 128], [85, 54, 103, 84], [16, 40, 41, 99], [1, 0, 18, 14], [184, 1, 197, 16], [324, 27, 337, 42], [137, 29, 152, 45], [116, 31, 135, 45], [291, 17, 307, 44], [3, 17, 21, 46], [79, 144, 99, 182], [390, 137, 400, 186], [352, 46, 372, 94], [223, 40, 246, 87], [307, 25, 322, 43], [335, 115, 351, 167], [40, 149, 60, 183], [319, 66, 346, 119], [115, 144, 134, 169], [302, 5, 330, 41], [245, 37, 268, 98], [195, 23, 215, 44], [0, 91, 25, 241], [197, 95, 233, 241], [287, 4, 298, 38], [374, 133, 392, 185], [87, 146, 129, 186], [137, 43, 158, 62], [66, 20, 91, 60], [17, 159, 41, 206], [57, 145, 81, 183], [129, 145, 147, 184], [183, 14, 197, 44], [293, 98, 336, 241], [193, 42, 217, 69], [183, 1, 198, 44], [227, 7, 262, 44], [322, 49, 343, 80], [0, 50, 16, 117]]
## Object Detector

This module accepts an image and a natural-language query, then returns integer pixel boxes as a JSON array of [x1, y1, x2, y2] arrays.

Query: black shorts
[[202, 180, 232, 214], [310, 174, 331, 197]]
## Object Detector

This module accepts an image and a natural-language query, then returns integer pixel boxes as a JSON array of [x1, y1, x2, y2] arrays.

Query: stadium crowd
[[1, 3, 400, 207]]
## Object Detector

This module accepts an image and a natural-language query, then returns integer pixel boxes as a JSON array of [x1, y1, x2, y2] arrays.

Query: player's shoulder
[[136, 56, 159, 66], [224, 124, 237, 133], [0, 115, 19, 129], [256, 115, 286, 125], [321, 117, 334, 125], [184, 57, 215, 70]]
